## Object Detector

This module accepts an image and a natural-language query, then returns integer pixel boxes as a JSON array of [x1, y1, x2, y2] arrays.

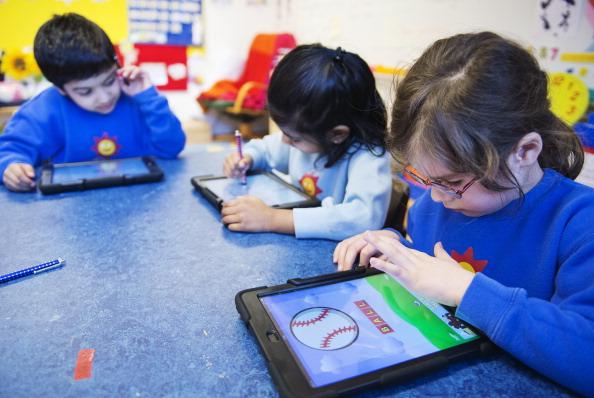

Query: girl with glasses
[[334, 32, 592, 395]]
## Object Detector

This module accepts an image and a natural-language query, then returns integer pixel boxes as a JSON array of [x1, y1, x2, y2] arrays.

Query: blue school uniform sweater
[[0, 86, 185, 177], [244, 133, 392, 240], [407, 168, 594, 396]]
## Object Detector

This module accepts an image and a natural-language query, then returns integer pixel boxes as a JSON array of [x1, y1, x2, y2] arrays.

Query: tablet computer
[[191, 172, 320, 211], [39, 157, 163, 194], [236, 268, 490, 398]]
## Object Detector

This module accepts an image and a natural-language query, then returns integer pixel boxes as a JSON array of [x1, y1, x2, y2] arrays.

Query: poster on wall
[[537, 0, 584, 38], [116, 43, 188, 91], [128, 0, 203, 46]]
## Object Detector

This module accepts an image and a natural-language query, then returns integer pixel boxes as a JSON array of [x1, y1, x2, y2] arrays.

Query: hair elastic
[[334, 47, 344, 63]]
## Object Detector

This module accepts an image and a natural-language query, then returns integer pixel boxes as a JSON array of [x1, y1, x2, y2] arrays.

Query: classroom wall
[[202, 0, 591, 70], [198, 0, 592, 117], [1, 0, 591, 123], [166, 0, 285, 120], [281, 0, 590, 67]]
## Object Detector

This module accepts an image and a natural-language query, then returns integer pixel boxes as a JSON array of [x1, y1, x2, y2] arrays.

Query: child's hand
[[117, 65, 152, 96], [221, 195, 275, 232], [3, 163, 36, 192], [223, 153, 252, 179], [333, 229, 399, 271], [364, 232, 475, 307]]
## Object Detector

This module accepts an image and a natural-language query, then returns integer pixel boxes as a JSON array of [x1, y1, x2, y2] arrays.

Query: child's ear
[[509, 132, 543, 167], [56, 87, 67, 96], [327, 125, 350, 144]]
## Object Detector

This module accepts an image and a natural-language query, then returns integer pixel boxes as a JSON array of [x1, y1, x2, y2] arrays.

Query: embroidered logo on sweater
[[299, 172, 322, 196], [92, 132, 121, 158], [451, 247, 488, 273]]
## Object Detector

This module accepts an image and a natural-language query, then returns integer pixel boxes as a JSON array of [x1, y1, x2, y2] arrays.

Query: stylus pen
[[235, 129, 247, 185], [0, 258, 65, 285]]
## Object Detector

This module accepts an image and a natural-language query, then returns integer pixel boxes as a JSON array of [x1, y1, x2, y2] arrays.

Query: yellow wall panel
[[0, 0, 128, 51]]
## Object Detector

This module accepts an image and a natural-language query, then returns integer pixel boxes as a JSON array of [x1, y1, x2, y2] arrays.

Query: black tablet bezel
[[39, 156, 163, 194], [191, 171, 320, 211], [235, 268, 491, 398]]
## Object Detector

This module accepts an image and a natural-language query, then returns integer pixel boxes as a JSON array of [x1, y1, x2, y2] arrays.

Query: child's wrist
[[454, 271, 475, 306], [267, 208, 294, 234], [267, 208, 282, 231]]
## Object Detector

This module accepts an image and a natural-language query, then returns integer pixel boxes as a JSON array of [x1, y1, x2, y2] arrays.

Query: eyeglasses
[[403, 165, 476, 199]]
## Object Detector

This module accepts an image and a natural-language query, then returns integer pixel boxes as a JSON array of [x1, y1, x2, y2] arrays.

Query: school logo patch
[[92, 132, 121, 158], [299, 172, 322, 196], [450, 247, 488, 273]]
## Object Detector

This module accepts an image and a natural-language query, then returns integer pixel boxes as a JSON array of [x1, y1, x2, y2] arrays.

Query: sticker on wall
[[560, 52, 594, 63], [586, 0, 594, 27], [537, 0, 583, 38], [548, 72, 589, 125]]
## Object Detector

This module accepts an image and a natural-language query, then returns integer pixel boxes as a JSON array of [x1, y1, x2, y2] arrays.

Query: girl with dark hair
[[222, 44, 392, 240], [334, 32, 593, 395]]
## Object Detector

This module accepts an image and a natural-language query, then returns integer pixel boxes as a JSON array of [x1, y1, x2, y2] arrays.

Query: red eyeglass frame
[[404, 165, 476, 199]]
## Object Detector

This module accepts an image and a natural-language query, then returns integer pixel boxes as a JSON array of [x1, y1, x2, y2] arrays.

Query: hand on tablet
[[223, 152, 252, 180], [333, 229, 397, 271], [363, 232, 475, 307], [221, 195, 294, 234], [118, 65, 152, 96], [3, 163, 36, 192]]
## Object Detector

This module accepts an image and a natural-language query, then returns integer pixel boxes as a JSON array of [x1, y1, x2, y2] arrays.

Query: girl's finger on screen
[[369, 257, 403, 277]]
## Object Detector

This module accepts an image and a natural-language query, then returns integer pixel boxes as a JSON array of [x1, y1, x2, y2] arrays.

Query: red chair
[[197, 33, 296, 140]]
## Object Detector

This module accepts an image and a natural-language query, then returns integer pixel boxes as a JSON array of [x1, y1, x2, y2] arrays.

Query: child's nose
[[430, 187, 451, 203], [96, 88, 112, 103]]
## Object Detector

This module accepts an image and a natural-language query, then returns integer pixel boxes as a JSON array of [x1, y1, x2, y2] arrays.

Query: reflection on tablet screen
[[203, 174, 306, 206], [260, 274, 479, 387], [52, 158, 149, 183]]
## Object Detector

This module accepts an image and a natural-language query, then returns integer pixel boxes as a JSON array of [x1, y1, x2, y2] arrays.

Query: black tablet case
[[191, 171, 320, 211], [235, 268, 491, 398], [39, 156, 163, 194]]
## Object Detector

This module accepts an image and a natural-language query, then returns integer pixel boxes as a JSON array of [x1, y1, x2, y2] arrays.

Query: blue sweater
[[407, 169, 594, 396], [244, 133, 392, 240], [0, 86, 185, 177]]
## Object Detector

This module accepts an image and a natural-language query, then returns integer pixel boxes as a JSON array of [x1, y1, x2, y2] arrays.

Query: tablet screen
[[202, 174, 307, 206], [52, 158, 150, 183], [260, 273, 479, 388]]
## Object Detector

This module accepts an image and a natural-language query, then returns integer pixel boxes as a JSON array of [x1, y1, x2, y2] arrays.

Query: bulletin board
[[0, 0, 203, 92], [0, 0, 128, 51], [128, 0, 203, 46]]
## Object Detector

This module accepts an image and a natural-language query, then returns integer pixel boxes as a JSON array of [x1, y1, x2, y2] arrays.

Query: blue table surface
[[0, 144, 575, 397]]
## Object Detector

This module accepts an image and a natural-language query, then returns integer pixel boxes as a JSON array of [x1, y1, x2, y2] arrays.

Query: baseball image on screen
[[261, 273, 479, 387]]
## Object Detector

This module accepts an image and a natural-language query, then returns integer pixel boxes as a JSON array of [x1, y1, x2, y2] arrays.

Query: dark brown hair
[[389, 31, 583, 192], [34, 13, 116, 87], [268, 44, 387, 167]]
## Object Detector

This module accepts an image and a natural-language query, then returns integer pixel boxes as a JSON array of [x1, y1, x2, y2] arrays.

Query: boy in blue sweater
[[0, 13, 186, 192], [334, 32, 594, 396]]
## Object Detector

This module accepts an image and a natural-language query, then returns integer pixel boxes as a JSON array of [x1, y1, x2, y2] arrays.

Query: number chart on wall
[[128, 0, 203, 46]]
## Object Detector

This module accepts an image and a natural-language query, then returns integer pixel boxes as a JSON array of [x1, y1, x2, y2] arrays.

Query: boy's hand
[[223, 153, 252, 179], [333, 229, 398, 271], [117, 65, 152, 96], [3, 163, 36, 192], [221, 195, 294, 234], [364, 233, 475, 307]]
